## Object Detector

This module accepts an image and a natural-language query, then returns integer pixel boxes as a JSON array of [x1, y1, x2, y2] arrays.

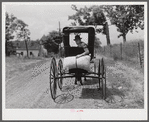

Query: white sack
[[63, 56, 76, 70], [63, 55, 91, 71]]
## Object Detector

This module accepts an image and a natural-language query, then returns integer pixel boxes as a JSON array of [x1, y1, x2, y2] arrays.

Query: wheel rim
[[98, 59, 101, 88], [104, 68, 106, 99], [49, 57, 57, 100], [58, 59, 63, 90], [102, 76, 106, 99], [94, 59, 96, 73], [101, 58, 104, 77], [101, 58, 106, 99]]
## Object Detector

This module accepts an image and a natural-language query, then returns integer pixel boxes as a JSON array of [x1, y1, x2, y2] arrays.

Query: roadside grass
[[5, 55, 50, 81], [94, 57, 144, 108], [95, 39, 144, 108]]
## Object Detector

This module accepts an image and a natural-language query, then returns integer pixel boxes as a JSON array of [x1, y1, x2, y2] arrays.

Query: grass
[[97, 39, 144, 69], [101, 57, 144, 108]]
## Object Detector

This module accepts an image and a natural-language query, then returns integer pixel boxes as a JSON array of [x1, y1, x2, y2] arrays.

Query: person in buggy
[[74, 35, 90, 85]]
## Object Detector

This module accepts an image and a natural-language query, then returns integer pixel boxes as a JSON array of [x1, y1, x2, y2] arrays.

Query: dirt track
[[6, 56, 144, 109]]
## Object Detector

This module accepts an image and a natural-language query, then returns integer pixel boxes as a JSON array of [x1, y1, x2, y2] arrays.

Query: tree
[[103, 5, 144, 43], [40, 31, 61, 54], [68, 5, 111, 45], [5, 12, 17, 56], [16, 19, 31, 58], [5, 12, 31, 57]]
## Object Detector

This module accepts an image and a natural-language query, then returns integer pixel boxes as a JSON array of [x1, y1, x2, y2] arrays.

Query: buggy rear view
[[49, 26, 106, 103]]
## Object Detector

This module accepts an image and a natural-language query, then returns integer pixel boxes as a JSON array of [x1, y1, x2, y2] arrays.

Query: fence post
[[120, 43, 122, 60], [138, 43, 142, 68]]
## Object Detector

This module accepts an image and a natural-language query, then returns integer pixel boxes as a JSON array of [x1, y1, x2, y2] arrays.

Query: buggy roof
[[62, 26, 95, 34]]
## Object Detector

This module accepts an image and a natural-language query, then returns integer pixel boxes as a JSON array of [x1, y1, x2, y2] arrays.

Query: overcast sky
[[4, 2, 144, 46]]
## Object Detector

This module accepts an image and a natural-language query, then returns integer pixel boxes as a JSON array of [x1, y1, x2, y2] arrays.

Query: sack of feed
[[63, 56, 76, 70], [77, 55, 91, 71], [63, 55, 91, 71]]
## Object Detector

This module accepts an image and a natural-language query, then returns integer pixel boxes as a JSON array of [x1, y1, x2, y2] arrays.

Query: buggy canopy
[[62, 26, 95, 34], [62, 26, 96, 59]]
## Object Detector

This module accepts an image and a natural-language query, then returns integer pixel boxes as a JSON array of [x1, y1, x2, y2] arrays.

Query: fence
[[98, 40, 144, 68], [138, 43, 144, 68]]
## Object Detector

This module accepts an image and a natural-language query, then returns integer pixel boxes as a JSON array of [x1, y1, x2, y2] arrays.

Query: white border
[[2, 2, 148, 120], [2, 2, 147, 5], [2, 2, 6, 120]]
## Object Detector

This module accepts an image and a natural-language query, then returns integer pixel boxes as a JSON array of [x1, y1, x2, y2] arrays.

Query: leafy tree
[[5, 12, 31, 57], [40, 31, 62, 54], [103, 5, 144, 43], [16, 19, 31, 58], [69, 5, 111, 45], [5, 12, 17, 56]]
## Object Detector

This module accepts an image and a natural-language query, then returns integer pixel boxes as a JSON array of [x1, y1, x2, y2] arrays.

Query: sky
[[4, 2, 144, 46]]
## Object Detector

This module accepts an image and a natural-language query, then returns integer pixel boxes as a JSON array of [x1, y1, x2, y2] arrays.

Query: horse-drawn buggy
[[49, 26, 106, 103]]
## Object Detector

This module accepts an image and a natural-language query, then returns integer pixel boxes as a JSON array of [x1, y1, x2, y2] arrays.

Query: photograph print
[[2, 2, 147, 120]]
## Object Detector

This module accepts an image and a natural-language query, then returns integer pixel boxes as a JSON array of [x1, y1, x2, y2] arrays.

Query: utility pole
[[58, 21, 62, 57], [59, 21, 61, 36]]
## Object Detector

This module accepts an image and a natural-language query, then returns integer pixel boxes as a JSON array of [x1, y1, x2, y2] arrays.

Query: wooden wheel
[[94, 50, 96, 73], [49, 57, 57, 100], [58, 59, 63, 90], [94, 59, 96, 73], [98, 59, 101, 89], [101, 58, 106, 99]]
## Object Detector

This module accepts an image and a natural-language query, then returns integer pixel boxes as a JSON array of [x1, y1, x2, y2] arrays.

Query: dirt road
[[6, 56, 144, 109]]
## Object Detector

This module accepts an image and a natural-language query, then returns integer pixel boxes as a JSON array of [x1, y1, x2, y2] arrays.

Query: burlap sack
[[63, 55, 91, 71]]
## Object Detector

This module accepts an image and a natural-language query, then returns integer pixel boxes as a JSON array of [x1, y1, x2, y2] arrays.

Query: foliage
[[69, 5, 111, 45], [5, 12, 18, 56], [40, 31, 62, 54], [103, 5, 144, 42], [5, 12, 31, 57], [15, 19, 30, 40]]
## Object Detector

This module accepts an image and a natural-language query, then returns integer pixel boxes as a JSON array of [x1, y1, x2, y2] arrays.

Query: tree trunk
[[25, 40, 29, 58], [6, 41, 10, 56], [123, 34, 126, 43], [6, 41, 8, 56], [105, 22, 111, 45]]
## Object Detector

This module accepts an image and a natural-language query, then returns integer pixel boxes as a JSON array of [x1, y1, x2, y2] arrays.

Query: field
[[98, 39, 144, 61], [96, 39, 144, 71]]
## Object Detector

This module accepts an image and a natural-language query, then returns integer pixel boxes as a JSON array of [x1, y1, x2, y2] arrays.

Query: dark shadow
[[54, 93, 74, 104], [104, 87, 125, 103], [80, 88, 102, 99], [82, 78, 99, 85], [106, 87, 125, 98], [80, 86, 125, 100], [61, 85, 75, 92]]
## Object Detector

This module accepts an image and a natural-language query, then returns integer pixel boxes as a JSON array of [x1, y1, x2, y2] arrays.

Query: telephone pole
[[59, 21, 61, 36], [58, 21, 62, 57]]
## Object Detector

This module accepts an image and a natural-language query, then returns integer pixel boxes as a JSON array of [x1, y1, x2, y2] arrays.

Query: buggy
[[49, 26, 106, 103]]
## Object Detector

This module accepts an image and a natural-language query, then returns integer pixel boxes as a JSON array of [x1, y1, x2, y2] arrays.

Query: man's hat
[[74, 35, 82, 41]]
